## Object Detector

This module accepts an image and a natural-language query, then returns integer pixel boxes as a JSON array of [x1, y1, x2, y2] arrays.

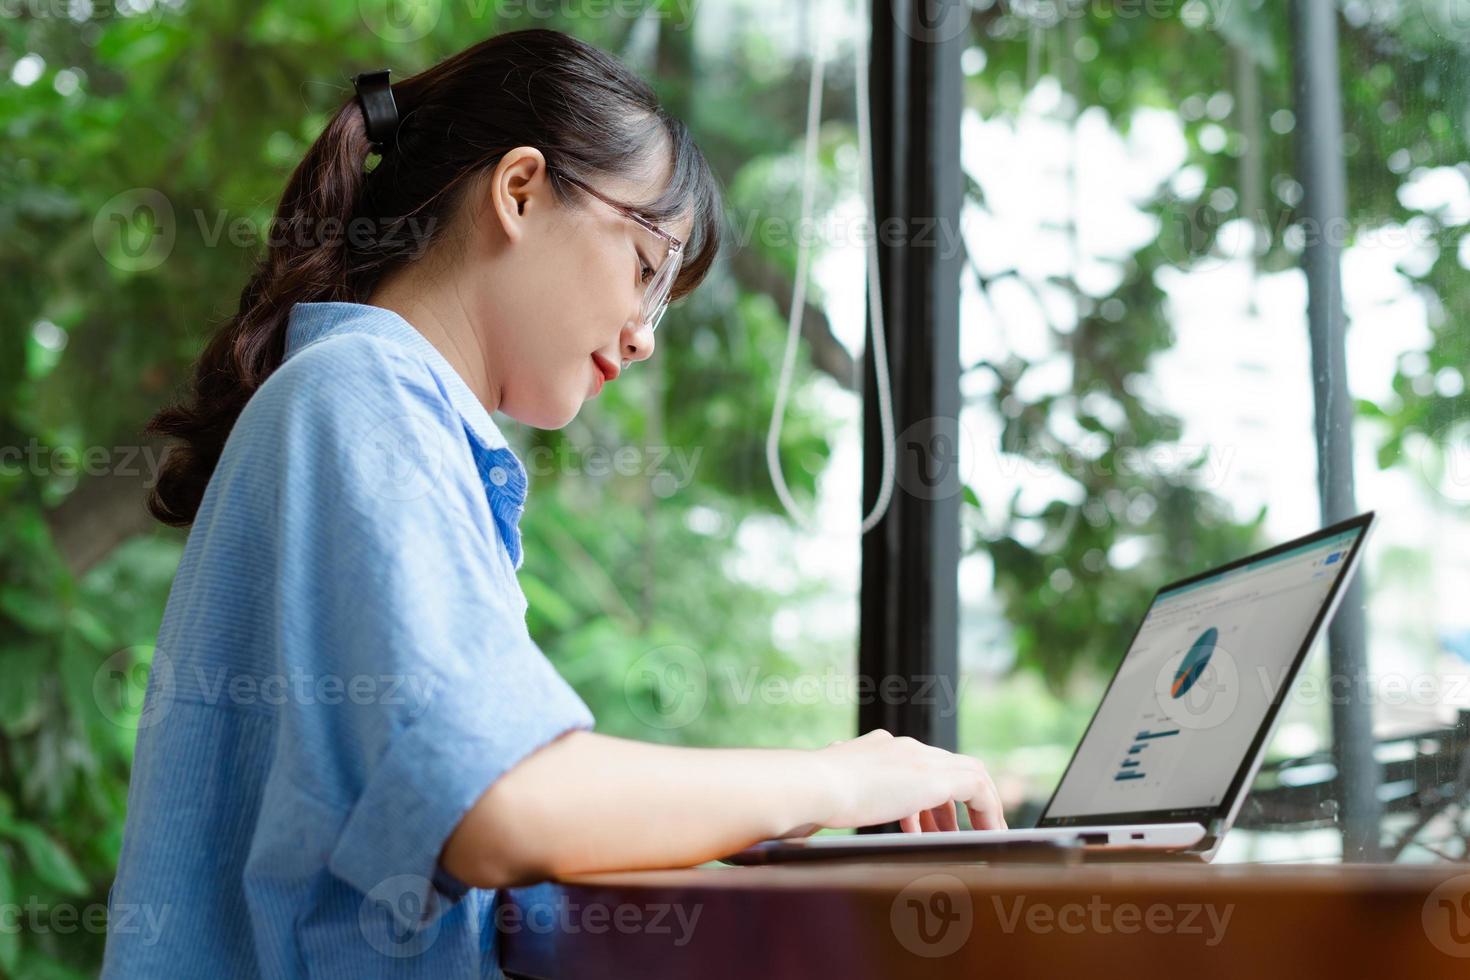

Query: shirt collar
[[285, 301, 512, 455], [283, 302, 532, 566]]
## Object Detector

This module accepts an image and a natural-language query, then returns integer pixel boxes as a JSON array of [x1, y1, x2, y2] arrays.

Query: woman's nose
[[622, 318, 655, 366]]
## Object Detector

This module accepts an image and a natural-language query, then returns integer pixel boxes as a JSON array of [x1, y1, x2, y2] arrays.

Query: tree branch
[[729, 248, 859, 392], [43, 434, 171, 579]]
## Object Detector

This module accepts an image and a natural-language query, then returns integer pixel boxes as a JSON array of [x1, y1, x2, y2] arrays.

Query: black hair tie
[[353, 69, 399, 152]]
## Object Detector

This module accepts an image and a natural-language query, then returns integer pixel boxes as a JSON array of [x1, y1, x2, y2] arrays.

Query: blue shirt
[[103, 301, 596, 978]]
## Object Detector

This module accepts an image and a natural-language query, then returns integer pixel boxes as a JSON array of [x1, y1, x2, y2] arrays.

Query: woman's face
[[468, 146, 694, 430]]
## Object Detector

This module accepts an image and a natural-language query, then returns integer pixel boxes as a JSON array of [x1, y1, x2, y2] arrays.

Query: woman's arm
[[440, 728, 1007, 889]]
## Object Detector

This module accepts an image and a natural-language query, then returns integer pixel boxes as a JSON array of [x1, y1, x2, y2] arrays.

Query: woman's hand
[[801, 728, 1007, 835]]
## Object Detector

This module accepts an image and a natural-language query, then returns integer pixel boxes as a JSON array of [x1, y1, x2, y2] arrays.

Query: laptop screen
[[1040, 517, 1370, 825]]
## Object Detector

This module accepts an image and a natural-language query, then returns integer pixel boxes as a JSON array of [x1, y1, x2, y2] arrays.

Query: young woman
[[102, 28, 1005, 977]]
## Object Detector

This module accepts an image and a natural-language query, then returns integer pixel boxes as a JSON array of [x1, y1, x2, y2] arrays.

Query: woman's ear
[[487, 146, 549, 244]]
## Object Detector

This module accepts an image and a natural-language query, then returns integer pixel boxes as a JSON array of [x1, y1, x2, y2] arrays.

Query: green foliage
[[3, 0, 1468, 972], [2, 2, 851, 972], [958, 1, 1470, 705]]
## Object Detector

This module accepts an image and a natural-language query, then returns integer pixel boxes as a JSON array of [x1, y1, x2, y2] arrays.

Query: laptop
[[723, 511, 1376, 864]]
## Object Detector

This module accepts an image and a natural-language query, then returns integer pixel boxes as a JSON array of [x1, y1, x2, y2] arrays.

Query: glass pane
[[956, 1, 1469, 862], [1331, 1, 1470, 862]]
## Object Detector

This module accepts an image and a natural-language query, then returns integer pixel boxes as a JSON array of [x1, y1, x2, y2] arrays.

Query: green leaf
[[1354, 398, 1387, 421], [67, 607, 113, 650], [59, 630, 106, 736], [14, 948, 94, 980], [0, 587, 64, 636], [0, 850, 18, 975], [0, 648, 44, 737], [1377, 437, 1403, 472], [519, 571, 578, 630], [962, 484, 982, 513], [0, 825, 89, 897]]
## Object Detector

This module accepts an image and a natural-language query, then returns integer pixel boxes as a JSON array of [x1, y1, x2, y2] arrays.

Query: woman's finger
[[930, 800, 959, 832], [963, 774, 1006, 830], [899, 811, 922, 834], [979, 767, 1007, 830]]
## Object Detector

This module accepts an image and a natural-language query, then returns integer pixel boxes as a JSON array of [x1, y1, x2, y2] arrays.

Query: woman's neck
[[368, 277, 504, 416]]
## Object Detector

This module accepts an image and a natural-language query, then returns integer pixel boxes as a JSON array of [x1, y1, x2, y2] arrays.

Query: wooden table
[[499, 859, 1470, 978]]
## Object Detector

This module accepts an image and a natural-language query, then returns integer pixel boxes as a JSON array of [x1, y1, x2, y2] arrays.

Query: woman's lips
[[591, 353, 620, 382], [590, 353, 620, 396]]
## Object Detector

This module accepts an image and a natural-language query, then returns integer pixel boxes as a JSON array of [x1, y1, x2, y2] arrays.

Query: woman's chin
[[522, 398, 583, 431]]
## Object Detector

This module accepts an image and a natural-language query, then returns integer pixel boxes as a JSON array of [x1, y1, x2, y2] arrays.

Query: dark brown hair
[[145, 28, 722, 527]]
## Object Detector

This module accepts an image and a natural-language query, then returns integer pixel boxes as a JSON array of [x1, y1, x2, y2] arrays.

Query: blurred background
[[4, 0, 1470, 974]]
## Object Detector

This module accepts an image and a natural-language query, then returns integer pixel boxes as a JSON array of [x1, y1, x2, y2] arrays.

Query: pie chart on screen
[[1172, 627, 1218, 698]]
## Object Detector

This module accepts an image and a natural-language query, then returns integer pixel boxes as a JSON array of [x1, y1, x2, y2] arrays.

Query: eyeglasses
[[552, 169, 684, 332]]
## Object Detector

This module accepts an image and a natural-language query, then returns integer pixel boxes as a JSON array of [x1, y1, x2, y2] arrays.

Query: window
[[952, 0, 1470, 862]]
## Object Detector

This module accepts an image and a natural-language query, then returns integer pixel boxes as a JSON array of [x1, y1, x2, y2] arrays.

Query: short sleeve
[[255, 334, 595, 935]]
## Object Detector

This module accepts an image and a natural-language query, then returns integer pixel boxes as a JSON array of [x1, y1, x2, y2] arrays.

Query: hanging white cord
[[765, 0, 896, 535]]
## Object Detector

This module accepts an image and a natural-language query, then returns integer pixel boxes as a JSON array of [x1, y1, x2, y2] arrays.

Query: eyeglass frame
[[550, 168, 685, 332]]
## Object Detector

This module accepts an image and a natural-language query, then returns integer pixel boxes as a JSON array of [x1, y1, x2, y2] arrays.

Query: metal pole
[[1289, 0, 1382, 861], [858, 0, 964, 821]]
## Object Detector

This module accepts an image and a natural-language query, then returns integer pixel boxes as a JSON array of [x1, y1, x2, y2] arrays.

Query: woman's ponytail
[[145, 102, 375, 527]]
